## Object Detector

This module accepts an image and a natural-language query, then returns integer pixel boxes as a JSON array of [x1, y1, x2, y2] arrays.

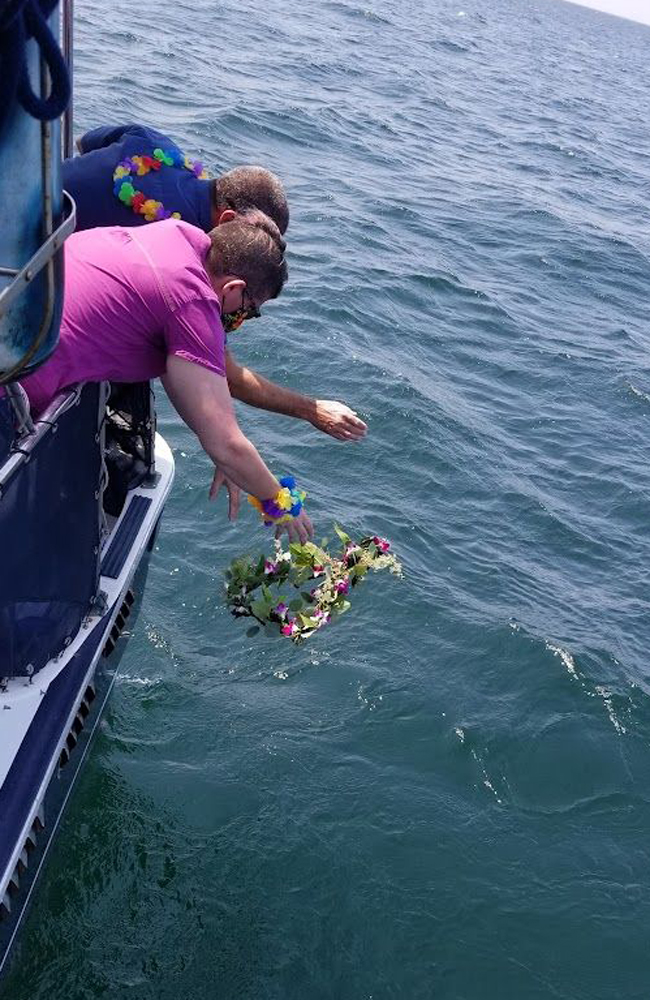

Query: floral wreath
[[225, 526, 402, 643], [112, 146, 210, 222]]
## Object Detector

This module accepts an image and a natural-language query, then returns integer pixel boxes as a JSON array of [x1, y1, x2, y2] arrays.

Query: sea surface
[[6, 0, 650, 996]]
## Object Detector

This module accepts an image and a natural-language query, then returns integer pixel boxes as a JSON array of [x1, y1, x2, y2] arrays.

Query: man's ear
[[217, 208, 237, 225], [218, 277, 246, 310], [220, 277, 245, 296]]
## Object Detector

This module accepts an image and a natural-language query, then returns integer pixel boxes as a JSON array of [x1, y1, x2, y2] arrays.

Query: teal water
[[6, 0, 650, 996]]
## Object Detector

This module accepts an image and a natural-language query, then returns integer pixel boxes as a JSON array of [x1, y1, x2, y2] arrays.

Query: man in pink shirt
[[20, 215, 313, 541]]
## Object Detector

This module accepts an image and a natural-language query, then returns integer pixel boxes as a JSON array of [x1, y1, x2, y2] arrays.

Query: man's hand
[[311, 400, 368, 441], [275, 509, 314, 544], [209, 467, 241, 521], [209, 467, 313, 542]]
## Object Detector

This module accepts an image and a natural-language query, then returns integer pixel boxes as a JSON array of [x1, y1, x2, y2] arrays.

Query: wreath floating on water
[[225, 526, 402, 643]]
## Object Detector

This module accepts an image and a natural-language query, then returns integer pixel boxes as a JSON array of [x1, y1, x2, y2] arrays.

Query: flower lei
[[112, 146, 210, 222], [248, 476, 306, 526], [225, 525, 402, 643]]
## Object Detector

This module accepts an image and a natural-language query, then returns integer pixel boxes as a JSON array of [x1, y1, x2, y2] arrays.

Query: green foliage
[[333, 524, 350, 546], [224, 528, 402, 644]]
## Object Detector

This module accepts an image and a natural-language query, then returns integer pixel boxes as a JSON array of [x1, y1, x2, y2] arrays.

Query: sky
[[559, 0, 650, 25]]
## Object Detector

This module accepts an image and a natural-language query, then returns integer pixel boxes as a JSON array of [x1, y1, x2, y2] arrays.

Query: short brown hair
[[207, 213, 288, 303], [214, 166, 289, 235]]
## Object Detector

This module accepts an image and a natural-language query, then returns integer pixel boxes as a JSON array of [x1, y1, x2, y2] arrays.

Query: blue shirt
[[62, 124, 214, 232]]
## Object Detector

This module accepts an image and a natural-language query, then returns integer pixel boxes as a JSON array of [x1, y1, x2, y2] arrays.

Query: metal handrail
[[0, 191, 76, 319], [0, 385, 82, 494], [61, 0, 73, 159], [0, 189, 76, 386]]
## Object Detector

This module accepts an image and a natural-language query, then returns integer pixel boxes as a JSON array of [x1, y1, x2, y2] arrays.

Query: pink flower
[[264, 559, 277, 575], [343, 544, 361, 566], [373, 536, 391, 552], [336, 578, 350, 595], [309, 608, 329, 628], [281, 619, 297, 636], [312, 564, 324, 575]]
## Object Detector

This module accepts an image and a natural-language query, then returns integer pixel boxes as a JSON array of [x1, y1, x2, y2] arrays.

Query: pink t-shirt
[[21, 220, 225, 415]]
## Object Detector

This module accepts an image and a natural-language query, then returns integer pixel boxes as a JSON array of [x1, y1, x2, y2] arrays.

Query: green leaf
[[320, 538, 330, 548], [246, 625, 260, 637], [251, 598, 271, 620], [301, 591, 315, 602], [289, 599, 303, 612], [302, 541, 327, 563], [299, 613, 318, 628], [334, 524, 350, 546]]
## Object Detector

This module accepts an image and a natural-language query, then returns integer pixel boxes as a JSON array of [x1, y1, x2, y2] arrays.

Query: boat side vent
[[102, 589, 135, 659], [0, 804, 45, 921], [58, 681, 96, 770]]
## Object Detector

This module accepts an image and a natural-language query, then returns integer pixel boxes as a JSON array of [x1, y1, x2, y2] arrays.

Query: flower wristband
[[248, 476, 306, 525]]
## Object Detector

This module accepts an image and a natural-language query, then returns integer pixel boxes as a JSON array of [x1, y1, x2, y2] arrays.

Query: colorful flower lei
[[112, 146, 210, 222], [225, 525, 402, 643], [248, 476, 306, 526]]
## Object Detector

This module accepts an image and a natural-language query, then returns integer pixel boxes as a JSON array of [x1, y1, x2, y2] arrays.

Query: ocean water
[[5, 0, 650, 996]]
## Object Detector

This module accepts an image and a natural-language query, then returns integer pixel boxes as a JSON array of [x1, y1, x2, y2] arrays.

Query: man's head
[[207, 211, 288, 331], [213, 166, 289, 235]]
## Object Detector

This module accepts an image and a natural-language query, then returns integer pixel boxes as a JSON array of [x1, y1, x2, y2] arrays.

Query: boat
[[0, 0, 175, 973]]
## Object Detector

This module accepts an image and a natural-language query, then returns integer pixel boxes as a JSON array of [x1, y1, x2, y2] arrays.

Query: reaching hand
[[275, 509, 314, 544], [311, 400, 368, 441], [209, 467, 241, 521]]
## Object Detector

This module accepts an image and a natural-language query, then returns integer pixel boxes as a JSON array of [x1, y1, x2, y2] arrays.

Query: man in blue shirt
[[61, 123, 367, 469], [63, 123, 289, 234]]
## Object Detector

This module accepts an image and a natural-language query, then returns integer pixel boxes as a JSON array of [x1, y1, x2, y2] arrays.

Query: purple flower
[[336, 578, 350, 595], [275, 602, 288, 618], [264, 559, 278, 575]]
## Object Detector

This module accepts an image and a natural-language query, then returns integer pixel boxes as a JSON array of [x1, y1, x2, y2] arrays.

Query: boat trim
[[101, 495, 152, 578]]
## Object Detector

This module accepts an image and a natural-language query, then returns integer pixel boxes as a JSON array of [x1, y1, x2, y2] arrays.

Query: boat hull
[[0, 433, 174, 977]]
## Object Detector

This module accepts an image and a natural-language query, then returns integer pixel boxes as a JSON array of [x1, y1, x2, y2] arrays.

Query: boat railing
[[0, 0, 75, 391], [0, 382, 109, 680]]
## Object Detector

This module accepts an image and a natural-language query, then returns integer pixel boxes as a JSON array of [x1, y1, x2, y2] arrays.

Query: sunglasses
[[222, 288, 262, 334], [242, 288, 261, 321]]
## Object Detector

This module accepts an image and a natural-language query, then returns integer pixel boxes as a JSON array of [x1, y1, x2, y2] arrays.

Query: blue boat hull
[[0, 557, 152, 976]]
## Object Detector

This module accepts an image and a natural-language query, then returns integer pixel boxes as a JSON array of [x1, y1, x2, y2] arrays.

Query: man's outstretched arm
[[162, 356, 313, 542], [225, 349, 368, 441]]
